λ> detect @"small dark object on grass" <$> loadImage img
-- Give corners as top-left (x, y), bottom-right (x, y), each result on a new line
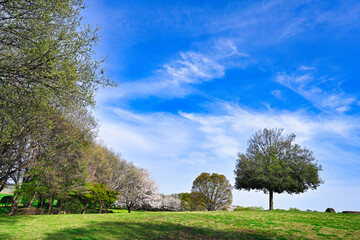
top-left (15, 207), bottom-right (44, 215)
top-left (100, 209), bottom-right (114, 213)
top-left (325, 208), bottom-right (336, 213)
top-left (342, 211), bottom-right (360, 214)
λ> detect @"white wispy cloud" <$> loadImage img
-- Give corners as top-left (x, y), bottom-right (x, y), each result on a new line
top-left (271, 90), bottom-right (283, 100)
top-left (95, 39), bottom-right (248, 103)
top-left (315, 2), bottom-right (360, 29)
top-left (163, 51), bottom-right (225, 84)
top-left (162, 39), bottom-right (248, 85)
top-left (276, 71), bottom-right (357, 113)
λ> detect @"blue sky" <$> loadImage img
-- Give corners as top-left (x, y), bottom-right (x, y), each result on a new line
top-left (84, 0), bottom-right (360, 211)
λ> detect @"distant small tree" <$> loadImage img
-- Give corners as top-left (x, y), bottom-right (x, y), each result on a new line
top-left (191, 173), bottom-right (232, 211)
top-left (234, 128), bottom-right (323, 210)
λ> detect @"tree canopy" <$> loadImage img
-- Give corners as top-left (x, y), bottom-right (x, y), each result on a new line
top-left (234, 128), bottom-right (323, 210)
top-left (0, 0), bottom-right (112, 196)
top-left (191, 172), bottom-right (232, 211)
top-left (0, 0), bottom-right (142, 216)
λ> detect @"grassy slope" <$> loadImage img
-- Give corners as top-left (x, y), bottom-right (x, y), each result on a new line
top-left (0, 210), bottom-right (359, 239)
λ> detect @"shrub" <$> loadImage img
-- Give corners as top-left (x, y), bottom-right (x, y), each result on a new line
top-left (288, 207), bottom-right (301, 212)
top-left (62, 198), bottom-right (82, 214)
top-left (0, 195), bottom-right (14, 207)
top-left (234, 206), bottom-right (264, 211)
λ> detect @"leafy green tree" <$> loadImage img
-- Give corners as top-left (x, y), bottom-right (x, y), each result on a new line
top-left (234, 128), bottom-right (323, 210)
top-left (86, 144), bottom-right (122, 187)
top-left (90, 183), bottom-right (118, 214)
top-left (0, 0), bottom-right (112, 192)
top-left (191, 173), bottom-right (232, 211)
top-left (74, 186), bottom-right (94, 214)
top-left (176, 192), bottom-right (206, 211)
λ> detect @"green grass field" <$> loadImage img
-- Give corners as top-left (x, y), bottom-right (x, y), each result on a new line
top-left (0, 210), bottom-right (359, 239)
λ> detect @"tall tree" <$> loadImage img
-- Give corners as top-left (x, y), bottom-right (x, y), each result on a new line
top-left (191, 172), bottom-right (232, 211)
top-left (234, 128), bottom-right (323, 210)
top-left (0, 0), bottom-right (112, 192)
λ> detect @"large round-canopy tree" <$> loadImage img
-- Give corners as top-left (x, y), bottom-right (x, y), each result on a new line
top-left (234, 128), bottom-right (323, 210)
top-left (192, 172), bottom-right (232, 211)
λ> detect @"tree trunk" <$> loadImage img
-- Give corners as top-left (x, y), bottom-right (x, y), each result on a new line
top-left (127, 206), bottom-right (131, 213)
top-left (47, 196), bottom-right (55, 215)
top-left (27, 192), bottom-right (37, 208)
top-left (99, 201), bottom-right (103, 214)
top-left (56, 199), bottom-right (62, 207)
top-left (0, 179), bottom-right (7, 193)
top-left (37, 198), bottom-right (45, 209)
top-left (57, 197), bottom-right (65, 214)
top-left (7, 196), bottom-right (20, 216)
top-left (269, 190), bottom-right (274, 210)
top-left (81, 204), bottom-right (87, 214)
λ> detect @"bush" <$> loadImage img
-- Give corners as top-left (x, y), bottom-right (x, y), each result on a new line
top-left (234, 206), bottom-right (264, 211)
top-left (288, 207), bottom-right (301, 212)
top-left (0, 195), bottom-right (14, 207)
top-left (62, 198), bottom-right (82, 214)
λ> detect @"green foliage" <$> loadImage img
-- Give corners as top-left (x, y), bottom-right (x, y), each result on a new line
top-left (0, 196), bottom-right (13, 207)
top-left (176, 192), bottom-right (206, 211)
top-left (288, 207), bottom-right (301, 212)
top-left (90, 183), bottom-right (119, 213)
top-left (91, 184), bottom-right (118, 204)
top-left (0, 0), bottom-right (112, 194)
top-left (191, 172), bottom-right (232, 211)
top-left (233, 206), bottom-right (264, 211)
top-left (62, 198), bottom-right (83, 214)
top-left (234, 128), bottom-right (323, 210)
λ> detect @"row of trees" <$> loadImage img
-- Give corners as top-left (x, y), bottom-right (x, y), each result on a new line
top-left (0, 0), bottom-right (164, 215)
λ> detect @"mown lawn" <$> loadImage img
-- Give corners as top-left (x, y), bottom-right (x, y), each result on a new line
top-left (0, 210), bottom-right (359, 239)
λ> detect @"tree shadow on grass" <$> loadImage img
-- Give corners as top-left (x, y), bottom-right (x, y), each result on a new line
top-left (44, 221), bottom-right (277, 240)
top-left (0, 214), bottom-right (20, 224)
top-left (0, 233), bottom-right (12, 239)
top-left (0, 206), bottom-right (10, 216)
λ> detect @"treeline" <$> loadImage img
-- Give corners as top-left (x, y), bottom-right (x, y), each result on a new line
top-left (0, 0), bottom-right (192, 216)
top-left (0, 0), bottom-right (130, 215)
